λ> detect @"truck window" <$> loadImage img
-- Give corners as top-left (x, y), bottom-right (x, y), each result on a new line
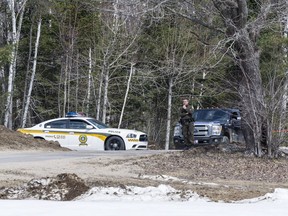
top-left (194, 110), bottom-right (229, 122)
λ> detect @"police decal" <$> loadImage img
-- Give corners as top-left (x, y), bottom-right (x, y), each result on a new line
top-left (79, 134), bottom-right (88, 146)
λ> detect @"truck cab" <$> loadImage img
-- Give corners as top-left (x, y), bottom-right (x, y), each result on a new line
top-left (173, 108), bottom-right (244, 149)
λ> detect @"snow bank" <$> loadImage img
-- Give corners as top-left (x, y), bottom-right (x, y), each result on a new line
top-left (1, 188), bottom-right (288, 216)
top-left (77, 184), bottom-right (210, 202)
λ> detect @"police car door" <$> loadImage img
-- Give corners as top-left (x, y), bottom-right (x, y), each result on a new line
top-left (67, 119), bottom-right (101, 150)
top-left (43, 119), bottom-right (69, 146)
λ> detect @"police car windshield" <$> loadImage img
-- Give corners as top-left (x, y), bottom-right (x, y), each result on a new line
top-left (87, 118), bottom-right (108, 129)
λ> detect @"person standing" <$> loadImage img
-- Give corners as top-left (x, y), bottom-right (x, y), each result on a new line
top-left (180, 98), bottom-right (194, 150)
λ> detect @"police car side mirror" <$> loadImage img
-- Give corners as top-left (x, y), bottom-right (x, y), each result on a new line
top-left (86, 125), bottom-right (93, 129)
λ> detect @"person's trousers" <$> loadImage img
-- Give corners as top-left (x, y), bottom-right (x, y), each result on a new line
top-left (182, 122), bottom-right (194, 146)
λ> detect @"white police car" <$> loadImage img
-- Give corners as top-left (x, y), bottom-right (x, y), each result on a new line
top-left (17, 112), bottom-right (148, 151)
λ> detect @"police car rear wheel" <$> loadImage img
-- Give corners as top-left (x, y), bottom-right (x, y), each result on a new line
top-left (105, 136), bottom-right (125, 150)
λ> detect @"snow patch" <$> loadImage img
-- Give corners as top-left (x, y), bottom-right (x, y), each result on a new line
top-left (77, 184), bottom-right (210, 202)
top-left (139, 174), bottom-right (220, 186)
top-left (235, 188), bottom-right (288, 203)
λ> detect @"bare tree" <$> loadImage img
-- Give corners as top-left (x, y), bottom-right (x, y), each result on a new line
top-left (21, 16), bottom-right (42, 127)
top-left (141, 11), bottom-right (202, 149)
top-left (4, 0), bottom-right (27, 129)
top-left (153, 0), bottom-right (287, 156)
top-left (118, 63), bottom-right (134, 128)
top-left (86, 47), bottom-right (92, 114)
top-left (52, 0), bottom-right (80, 117)
top-left (0, 4), bottom-right (7, 101)
top-left (96, 0), bottom-right (145, 124)
top-left (211, 1), bottom-right (287, 157)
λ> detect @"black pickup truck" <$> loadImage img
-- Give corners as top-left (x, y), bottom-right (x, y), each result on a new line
top-left (173, 108), bottom-right (244, 149)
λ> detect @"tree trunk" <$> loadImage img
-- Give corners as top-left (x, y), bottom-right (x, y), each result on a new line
top-left (0, 67), bottom-right (5, 94)
top-left (100, 0), bottom-right (119, 124)
top-left (281, 15), bottom-right (288, 126)
top-left (4, 0), bottom-right (26, 129)
top-left (96, 63), bottom-right (105, 120)
top-left (62, 54), bottom-right (69, 117)
top-left (165, 77), bottom-right (173, 150)
top-left (236, 32), bottom-right (266, 157)
top-left (197, 71), bottom-right (206, 109)
top-left (118, 63), bottom-right (134, 128)
top-left (75, 53), bottom-right (79, 111)
top-left (21, 17), bottom-right (42, 128)
top-left (21, 23), bottom-right (33, 126)
top-left (273, 15), bottom-right (288, 157)
top-left (102, 67), bottom-right (109, 124)
top-left (86, 47), bottom-right (92, 114)
top-left (211, 0), bottom-right (269, 156)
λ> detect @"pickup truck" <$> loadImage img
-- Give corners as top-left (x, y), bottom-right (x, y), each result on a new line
top-left (173, 108), bottom-right (244, 149)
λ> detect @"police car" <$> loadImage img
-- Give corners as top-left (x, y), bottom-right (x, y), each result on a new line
top-left (17, 112), bottom-right (148, 151)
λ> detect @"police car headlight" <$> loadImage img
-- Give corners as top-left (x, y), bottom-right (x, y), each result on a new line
top-left (212, 125), bottom-right (222, 135)
top-left (126, 133), bottom-right (137, 138)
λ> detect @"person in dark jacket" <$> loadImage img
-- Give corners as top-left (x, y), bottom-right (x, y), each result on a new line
top-left (180, 98), bottom-right (194, 149)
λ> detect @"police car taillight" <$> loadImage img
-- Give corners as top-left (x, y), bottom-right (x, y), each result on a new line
top-left (65, 112), bottom-right (86, 117)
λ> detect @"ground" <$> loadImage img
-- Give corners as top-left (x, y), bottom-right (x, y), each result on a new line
top-left (0, 125), bottom-right (288, 202)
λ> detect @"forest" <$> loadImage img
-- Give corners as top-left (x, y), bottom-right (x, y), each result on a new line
top-left (0, 0), bottom-right (287, 157)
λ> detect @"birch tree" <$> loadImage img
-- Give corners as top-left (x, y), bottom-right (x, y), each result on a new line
top-left (21, 16), bottom-right (42, 127)
top-left (97, 0), bottom-right (145, 124)
top-left (118, 62), bottom-right (134, 128)
top-left (86, 47), bottom-right (92, 114)
top-left (0, 4), bottom-right (10, 110)
top-left (4, 0), bottom-right (27, 129)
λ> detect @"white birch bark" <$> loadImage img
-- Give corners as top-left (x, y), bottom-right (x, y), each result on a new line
top-left (75, 53), bottom-right (79, 111)
top-left (67, 38), bottom-right (74, 113)
top-left (4, 0), bottom-right (26, 128)
top-left (21, 24), bottom-right (33, 122)
top-left (0, 67), bottom-right (5, 93)
top-left (4, 0), bottom-right (17, 128)
top-left (197, 71), bottom-right (207, 109)
top-left (62, 55), bottom-right (69, 117)
top-left (282, 16), bottom-right (288, 113)
top-left (165, 77), bottom-right (173, 150)
top-left (118, 63), bottom-right (134, 128)
top-left (86, 47), bottom-right (92, 114)
top-left (96, 64), bottom-right (104, 120)
top-left (102, 68), bottom-right (109, 124)
top-left (21, 17), bottom-right (42, 128)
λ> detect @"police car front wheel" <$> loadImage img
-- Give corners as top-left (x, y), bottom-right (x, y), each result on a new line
top-left (105, 136), bottom-right (125, 150)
